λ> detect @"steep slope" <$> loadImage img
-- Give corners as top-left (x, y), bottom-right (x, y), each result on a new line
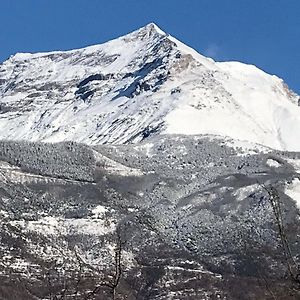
top-left (1, 23), bottom-right (300, 150)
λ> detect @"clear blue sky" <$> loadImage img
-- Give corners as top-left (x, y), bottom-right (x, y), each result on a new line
top-left (1, 0), bottom-right (299, 93)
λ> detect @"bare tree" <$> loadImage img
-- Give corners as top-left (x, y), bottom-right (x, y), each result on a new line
top-left (84, 230), bottom-right (124, 300)
top-left (261, 183), bottom-right (300, 284)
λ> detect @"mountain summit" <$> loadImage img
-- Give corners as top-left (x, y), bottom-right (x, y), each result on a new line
top-left (1, 23), bottom-right (300, 150)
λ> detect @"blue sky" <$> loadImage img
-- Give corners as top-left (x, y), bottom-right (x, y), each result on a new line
top-left (1, 0), bottom-right (299, 93)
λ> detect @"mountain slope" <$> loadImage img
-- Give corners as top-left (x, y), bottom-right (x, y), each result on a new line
top-left (1, 136), bottom-right (300, 299)
top-left (0, 23), bottom-right (300, 150)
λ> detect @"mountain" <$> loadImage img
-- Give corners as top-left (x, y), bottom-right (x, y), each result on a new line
top-left (1, 23), bottom-right (300, 150)
top-left (1, 23), bottom-right (300, 300)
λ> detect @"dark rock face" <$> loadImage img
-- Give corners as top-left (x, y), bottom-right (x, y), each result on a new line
top-left (77, 73), bottom-right (115, 88)
top-left (0, 135), bottom-right (300, 299)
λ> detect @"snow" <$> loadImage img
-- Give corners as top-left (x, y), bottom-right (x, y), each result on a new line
top-left (266, 158), bottom-right (282, 168)
top-left (222, 138), bottom-right (271, 156)
top-left (0, 160), bottom-right (95, 185)
top-left (91, 205), bottom-right (108, 216)
top-left (285, 178), bottom-right (300, 209)
top-left (1, 23), bottom-right (300, 151)
top-left (147, 22), bottom-right (167, 36)
top-left (93, 150), bottom-right (143, 176)
top-left (134, 142), bottom-right (155, 157)
top-left (12, 215), bottom-right (116, 236)
top-left (285, 159), bottom-right (300, 173)
top-left (233, 184), bottom-right (260, 201)
top-left (164, 59), bottom-right (300, 151)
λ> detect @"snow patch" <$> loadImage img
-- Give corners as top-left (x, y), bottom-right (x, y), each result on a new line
top-left (12, 215), bottom-right (116, 236)
top-left (93, 150), bottom-right (143, 176)
top-left (233, 184), bottom-right (259, 201)
top-left (223, 138), bottom-right (271, 156)
top-left (91, 205), bottom-right (108, 218)
top-left (266, 158), bottom-right (282, 168)
top-left (285, 159), bottom-right (300, 173)
top-left (285, 178), bottom-right (300, 209)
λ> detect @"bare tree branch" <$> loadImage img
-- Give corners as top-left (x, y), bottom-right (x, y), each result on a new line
top-left (260, 183), bottom-right (300, 284)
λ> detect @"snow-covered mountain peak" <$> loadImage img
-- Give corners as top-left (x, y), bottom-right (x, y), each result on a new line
top-left (0, 24), bottom-right (300, 150)
top-left (134, 22), bottom-right (167, 37)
